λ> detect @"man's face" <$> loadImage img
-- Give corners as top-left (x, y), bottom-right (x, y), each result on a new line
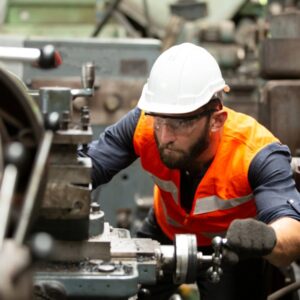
top-left (153, 112), bottom-right (211, 169)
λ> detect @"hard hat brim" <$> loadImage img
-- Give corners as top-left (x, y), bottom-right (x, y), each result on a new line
top-left (137, 81), bottom-right (227, 115)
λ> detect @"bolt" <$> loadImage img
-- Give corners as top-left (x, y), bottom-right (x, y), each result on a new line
top-left (81, 106), bottom-right (90, 116)
top-left (91, 202), bottom-right (100, 212)
top-left (80, 106), bottom-right (90, 131)
top-left (61, 110), bottom-right (70, 130)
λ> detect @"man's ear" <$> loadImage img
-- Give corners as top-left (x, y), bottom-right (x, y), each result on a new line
top-left (210, 110), bottom-right (227, 132)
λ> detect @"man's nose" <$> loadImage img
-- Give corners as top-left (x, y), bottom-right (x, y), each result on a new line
top-left (159, 124), bottom-right (176, 144)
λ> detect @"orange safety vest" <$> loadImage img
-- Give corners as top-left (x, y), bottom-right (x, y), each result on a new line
top-left (133, 107), bottom-right (279, 246)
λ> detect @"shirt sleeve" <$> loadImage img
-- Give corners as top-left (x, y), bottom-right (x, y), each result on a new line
top-left (78, 107), bottom-right (141, 188)
top-left (249, 142), bottom-right (300, 223)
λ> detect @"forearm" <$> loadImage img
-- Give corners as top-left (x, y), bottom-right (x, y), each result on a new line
top-left (266, 217), bottom-right (300, 267)
top-left (78, 108), bottom-right (140, 187)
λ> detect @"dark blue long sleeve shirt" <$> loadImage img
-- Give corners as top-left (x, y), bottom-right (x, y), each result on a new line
top-left (79, 107), bottom-right (300, 223)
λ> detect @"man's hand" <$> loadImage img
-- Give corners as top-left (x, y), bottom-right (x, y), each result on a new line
top-left (223, 218), bottom-right (277, 264)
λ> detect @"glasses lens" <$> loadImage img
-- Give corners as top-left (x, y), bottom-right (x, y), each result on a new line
top-left (153, 109), bottom-right (215, 134)
top-left (154, 116), bottom-right (199, 133)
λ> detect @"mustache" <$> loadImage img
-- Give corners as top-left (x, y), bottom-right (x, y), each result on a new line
top-left (159, 143), bottom-right (183, 153)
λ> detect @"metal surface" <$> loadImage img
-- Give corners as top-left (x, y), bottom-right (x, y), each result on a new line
top-left (35, 229), bottom-right (225, 298)
top-left (260, 80), bottom-right (300, 155)
top-left (0, 65), bottom-right (43, 143)
top-left (0, 46), bottom-right (40, 63)
top-left (14, 130), bottom-right (53, 245)
top-left (223, 79), bottom-right (259, 120)
top-left (174, 234), bottom-right (198, 284)
top-left (170, 1), bottom-right (207, 21)
top-left (0, 164), bottom-right (18, 248)
top-left (31, 65), bottom-right (95, 241)
top-left (39, 87), bottom-right (73, 116)
top-left (24, 38), bottom-right (160, 79)
top-left (36, 266), bottom-right (139, 299)
top-left (81, 62), bottom-right (95, 89)
top-left (206, 237), bottom-right (224, 283)
top-left (270, 11), bottom-right (300, 39)
top-left (0, 64), bottom-right (44, 248)
top-left (260, 39), bottom-right (300, 79)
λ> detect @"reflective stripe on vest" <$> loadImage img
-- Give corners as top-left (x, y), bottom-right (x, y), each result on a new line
top-left (152, 175), bottom-right (179, 205)
top-left (194, 193), bottom-right (253, 215)
top-left (160, 196), bottom-right (183, 228)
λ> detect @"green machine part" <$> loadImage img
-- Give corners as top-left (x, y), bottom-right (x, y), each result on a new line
top-left (0, 0), bottom-right (127, 37)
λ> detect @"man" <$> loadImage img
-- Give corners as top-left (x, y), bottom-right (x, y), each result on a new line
top-left (80, 43), bottom-right (300, 299)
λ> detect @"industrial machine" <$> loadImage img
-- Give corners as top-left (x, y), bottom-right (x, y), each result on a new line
top-left (2, 1), bottom-right (300, 299)
top-left (0, 46), bottom-right (228, 300)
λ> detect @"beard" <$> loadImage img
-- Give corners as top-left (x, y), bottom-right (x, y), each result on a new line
top-left (154, 120), bottom-right (210, 170)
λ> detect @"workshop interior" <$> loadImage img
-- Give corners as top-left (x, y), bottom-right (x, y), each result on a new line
top-left (1, 0), bottom-right (300, 299)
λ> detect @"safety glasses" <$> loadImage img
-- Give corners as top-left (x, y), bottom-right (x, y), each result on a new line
top-left (153, 109), bottom-right (215, 135)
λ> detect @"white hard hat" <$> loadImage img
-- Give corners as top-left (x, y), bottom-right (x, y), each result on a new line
top-left (138, 43), bottom-right (227, 115)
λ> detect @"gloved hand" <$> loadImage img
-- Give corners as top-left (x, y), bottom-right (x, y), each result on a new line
top-left (222, 218), bottom-right (277, 264)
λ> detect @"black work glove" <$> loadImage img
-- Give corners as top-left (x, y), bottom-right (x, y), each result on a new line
top-left (223, 218), bottom-right (277, 265)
